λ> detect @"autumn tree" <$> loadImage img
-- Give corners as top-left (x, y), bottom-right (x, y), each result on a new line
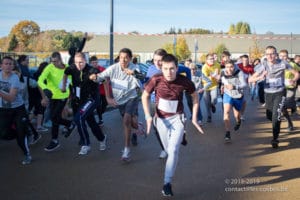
top-left (9, 20), bottom-right (40, 51)
top-left (163, 36), bottom-right (191, 61)
top-left (228, 22), bottom-right (251, 34)
top-left (249, 37), bottom-right (264, 61)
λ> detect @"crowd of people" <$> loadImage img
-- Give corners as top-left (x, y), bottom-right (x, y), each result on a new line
top-left (1, 44), bottom-right (300, 196)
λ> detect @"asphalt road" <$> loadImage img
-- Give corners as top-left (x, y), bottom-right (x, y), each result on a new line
top-left (0, 98), bottom-right (300, 200)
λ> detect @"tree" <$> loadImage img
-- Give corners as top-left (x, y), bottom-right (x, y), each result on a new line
top-left (214, 44), bottom-right (229, 62)
top-left (228, 24), bottom-right (236, 35)
top-left (235, 21), bottom-right (243, 34)
top-left (9, 20), bottom-right (40, 51)
top-left (240, 23), bottom-right (251, 34)
top-left (163, 36), bottom-right (191, 61)
top-left (228, 22), bottom-right (251, 34)
top-left (249, 37), bottom-right (264, 61)
top-left (8, 35), bottom-right (18, 52)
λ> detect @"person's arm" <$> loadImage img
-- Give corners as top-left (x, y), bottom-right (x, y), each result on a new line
top-left (0, 87), bottom-right (18, 102)
top-left (37, 66), bottom-right (51, 107)
top-left (190, 91), bottom-right (204, 134)
top-left (61, 74), bottom-right (68, 93)
top-left (141, 90), bottom-right (152, 135)
top-left (78, 32), bottom-right (87, 52)
top-left (288, 68), bottom-right (300, 86)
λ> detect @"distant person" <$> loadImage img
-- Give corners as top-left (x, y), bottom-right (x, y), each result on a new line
top-left (90, 48), bottom-right (142, 161)
top-left (221, 60), bottom-right (247, 142)
top-left (62, 53), bottom-right (107, 155)
top-left (141, 53), bottom-right (203, 197)
top-left (68, 32), bottom-right (87, 65)
top-left (188, 62), bottom-right (211, 125)
top-left (0, 56), bottom-right (32, 165)
top-left (202, 53), bottom-right (221, 123)
top-left (249, 45), bottom-right (299, 148)
top-left (90, 56), bottom-right (107, 126)
top-left (38, 52), bottom-right (76, 152)
top-left (237, 54), bottom-right (254, 121)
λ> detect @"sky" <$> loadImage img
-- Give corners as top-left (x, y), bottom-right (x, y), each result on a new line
top-left (1, 0), bottom-right (300, 37)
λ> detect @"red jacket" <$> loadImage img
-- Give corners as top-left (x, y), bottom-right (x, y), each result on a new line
top-left (97, 66), bottom-right (106, 95)
top-left (237, 63), bottom-right (254, 75)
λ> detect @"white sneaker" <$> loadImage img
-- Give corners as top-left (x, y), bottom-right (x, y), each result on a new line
top-left (99, 135), bottom-right (107, 151)
top-left (241, 115), bottom-right (245, 121)
top-left (159, 150), bottom-right (168, 159)
top-left (78, 145), bottom-right (91, 155)
top-left (121, 149), bottom-right (131, 161)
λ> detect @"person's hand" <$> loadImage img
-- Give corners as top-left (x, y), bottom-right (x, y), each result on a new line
top-left (106, 97), bottom-right (118, 107)
top-left (89, 74), bottom-right (97, 81)
top-left (41, 97), bottom-right (49, 107)
top-left (192, 119), bottom-right (204, 134)
top-left (198, 88), bottom-right (204, 93)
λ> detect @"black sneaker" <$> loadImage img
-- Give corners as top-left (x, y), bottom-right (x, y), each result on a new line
top-left (162, 183), bottom-right (173, 196)
top-left (98, 120), bottom-right (104, 127)
top-left (234, 120), bottom-right (241, 131)
top-left (271, 139), bottom-right (279, 148)
top-left (44, 140), bottom-right (60, 152)
top-left (211, 104), bottom-right (216, 113)
top-left (64, 122), bottom-right (76, 138)
top-left (131, 133), bottom-right (138, 146)
top-left (225, 131), bottom-right (231, 142)
top-left (207, 116), bottom-right (212, 123)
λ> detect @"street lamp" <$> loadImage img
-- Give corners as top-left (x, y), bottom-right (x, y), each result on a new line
top-left (109, 0), bottom-right (114, 65)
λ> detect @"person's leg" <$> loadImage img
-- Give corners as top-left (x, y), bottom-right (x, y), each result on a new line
top-left (161, 115), bottom-right (184, 196)
top-left (270, 93), bottom-right (284, 148)
top-left (203, 90), bottom-right (212, 122)
top-left (198, 93), bottom-right (203, 122)
top-left (14, 106), bottom-right (32, 164)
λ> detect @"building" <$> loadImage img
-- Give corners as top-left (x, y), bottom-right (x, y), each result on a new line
top-left (83, 33), bottom-right (300, 63)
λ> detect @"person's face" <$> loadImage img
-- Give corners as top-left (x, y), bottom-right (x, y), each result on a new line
top-left (225, 63), bottom-right (235, 75)
top-left (294, 57), bottom-right (300, 64)
top-left (189, 66), bottom-right (197, 75)
top-left (222, 55), bottom-right (230, 63)
top-left (51, 57), bottom-right (62, 68)
top-left (279, 52), bottom-right (288, 61)
top-left (206, 56), bottom-right (214, 65)
top-left (153, 54), bottom-right (163, 69)
top-left (22, 57), bottom-right (29, 66)
top-left (161, 61), bottom-right (178, 82)
top-left (242, 57), bottom-right (249, 66)
top-left (119, 52), bottom-right (131, 68)
top-left (1, 58), bottom-right (14, 73)
top-left (74, 56), bottom-right (86, 71)
top-left (90, 60), bottom-right (98, 68)
top-left (265, 48), bottom-right (277, 64)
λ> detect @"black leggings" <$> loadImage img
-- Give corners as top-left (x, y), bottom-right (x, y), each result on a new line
top-left (265, 91), bottom-right (285, 140)
top-left (0, 105), bottom-right (30, 155)
top-left (50, 99), bottom-right (72, 139)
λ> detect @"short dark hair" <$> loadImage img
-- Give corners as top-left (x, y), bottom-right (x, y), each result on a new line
top-left (119, 48), bottom-right (133, 58)
top-left (17, 54), bottom-right (28, 64)
top-left (154, 48), bottom-right (167, 57)
top-left (162, 54), bottom-right (178, 67)
top-left (90, 55), bottom-right (98, 62)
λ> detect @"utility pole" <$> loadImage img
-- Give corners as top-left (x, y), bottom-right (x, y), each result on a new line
top-left (109, 0), bottom-right (114, 65)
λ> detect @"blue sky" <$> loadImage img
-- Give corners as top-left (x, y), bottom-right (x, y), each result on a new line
top-left (1, 0), bottom-right (300, 37)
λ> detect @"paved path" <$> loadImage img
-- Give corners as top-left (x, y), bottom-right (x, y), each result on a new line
top-left (0, 99), bottom-right (300, 200)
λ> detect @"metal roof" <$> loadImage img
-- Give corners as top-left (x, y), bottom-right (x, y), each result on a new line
top-left (84, 33), bottom-right (300, 60)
